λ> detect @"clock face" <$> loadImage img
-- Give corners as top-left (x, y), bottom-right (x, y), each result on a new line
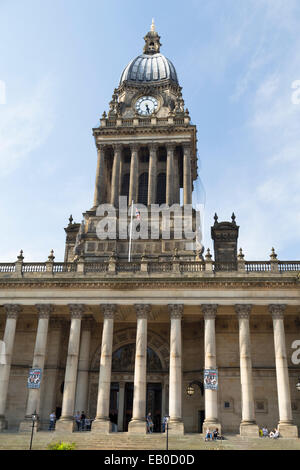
top-left (135, 96), bottom-right (158, 116)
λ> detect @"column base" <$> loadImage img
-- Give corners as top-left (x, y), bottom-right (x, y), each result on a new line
top-left (278, 423), bottom-right (298, 438)
top-left (168, 419), bottom-right (184, 435)
top-left (128, 419), bottom-right (147, 434)
top-left (0, 416), bottom-right (7, 432)
top-left (55, 418), bottom-right (75, 432)
top-left (19, 418), bottom-right (40, 433)
top-left (203, 420), bottom-right (222, 436)
top-left (240, 422), bottom-right (259, 437)
top-left (91, 418), bottom-right (112, 434)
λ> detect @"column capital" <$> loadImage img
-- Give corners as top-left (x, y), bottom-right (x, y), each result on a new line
top-left (166, 142), bottom-right (177, 151)
top-left (130, 143), bottom-right (140, 152)
top-left (168, 304), bottom-right (183, 319)
top-left (112, 143), bottom-right (123, 152)
top-left (235, 304), bottom-right (252, 319)
top-left (97, 143), bottom-right (107, 151)
top-left (182, 142), bottom-right (191, 151)
top-left (35, 304), bottom-right (53, 319)
top-left (68, 304), bottom-right (85, 319)
top-left (134, 304), bottom-right (151, 319)
top-left (202, 304), bottom-right (218, 319)
top-left (101, 304), bottom-right (117, 319)
top-left (148, 142), bottom-right (159, 152)
top-left (269, 304), bottom-right (286, 319)
top-left (3, 304), bottom-right (22, 319)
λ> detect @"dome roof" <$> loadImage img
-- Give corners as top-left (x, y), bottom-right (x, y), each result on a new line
top-left (119, 53), bottom-right (178, 85)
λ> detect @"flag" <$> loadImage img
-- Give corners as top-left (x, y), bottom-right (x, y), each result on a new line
top-left (135, 208), bottom-right (141, 220)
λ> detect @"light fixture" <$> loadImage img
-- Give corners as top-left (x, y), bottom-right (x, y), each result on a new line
top-left (296, 378), bottom-right (300, 392)
top-left (187, 385), bottom-right (195, 397)
top-left (29, 410), bottom-right (38, 450)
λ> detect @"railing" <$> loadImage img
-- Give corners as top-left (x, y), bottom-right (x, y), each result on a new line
top-left (1, 259), bottom-right (300, 276)
top-left (0, 263), bottom-right (16, 273)
top-left (245, 261), bottom-right (271, 272)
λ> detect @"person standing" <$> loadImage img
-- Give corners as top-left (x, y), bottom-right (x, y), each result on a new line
top-left (80, 411), bottom-right (86, 431)
top-left (74, 411), bottom-right (81, 431)
top-left (48, 411), bottom-right (56, 431)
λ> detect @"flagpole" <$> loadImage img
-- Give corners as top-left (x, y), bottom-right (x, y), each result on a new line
top-left (128, 200), bottom-right (134, 262)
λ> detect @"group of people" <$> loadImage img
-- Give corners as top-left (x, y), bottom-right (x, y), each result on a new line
top-left (260, 426), bottom-right (280, 439)
top-left (74, 411), bottom-right (92, 431)
top-left (205, 428), bottom-right (220, 441)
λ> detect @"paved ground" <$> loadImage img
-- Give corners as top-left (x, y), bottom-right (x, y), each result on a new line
top-left (0, 431), bottom-right (300, 451)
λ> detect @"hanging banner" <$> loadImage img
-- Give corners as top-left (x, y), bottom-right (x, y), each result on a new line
top-left (204, 369), bottom-right (218, 390)
top-left (27, 368), bottom-right (42, 389)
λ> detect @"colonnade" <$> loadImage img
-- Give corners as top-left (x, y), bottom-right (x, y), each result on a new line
top-left (93, 142), bottom-right (193, 209)
top-left (0, 303), bottom-right (298, 437)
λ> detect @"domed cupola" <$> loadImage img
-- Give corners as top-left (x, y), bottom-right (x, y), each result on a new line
top-left (119, 20), bottom-right (178, 85)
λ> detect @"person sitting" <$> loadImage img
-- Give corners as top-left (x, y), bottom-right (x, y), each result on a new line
top-left (212, 428), bottom-right (219, 440)
top-left (205, 428), bottom-right (212, 441)
top-left (262, 426), bottom-right (268, 437)
top-left (269, 428), bottom-right (279, 439)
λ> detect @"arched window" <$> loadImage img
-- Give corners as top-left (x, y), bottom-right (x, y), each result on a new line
top-left (138, 172), bottom-right (148, 205)
top-left (112, 344), bottom-right (163, 372)
top-left (156, 173), bottom-right (166, 204)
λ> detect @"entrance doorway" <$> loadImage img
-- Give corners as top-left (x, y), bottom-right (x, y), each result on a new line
top-left (198, 410), bottom-right (205, 433)
top-left (121, 382), bottom-right (162, 432)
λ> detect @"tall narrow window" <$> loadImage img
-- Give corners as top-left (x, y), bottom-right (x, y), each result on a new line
top-left (156, 173), bottom-right (166, 204)
top-left (138, 172), bottom-right (148, 205)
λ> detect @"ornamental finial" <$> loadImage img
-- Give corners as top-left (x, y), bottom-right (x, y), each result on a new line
top-left (151, 18), bottom-right (155, 32)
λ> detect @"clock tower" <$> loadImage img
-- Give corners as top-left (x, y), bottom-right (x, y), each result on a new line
top-left (64, 21), bottom-right (200, 262)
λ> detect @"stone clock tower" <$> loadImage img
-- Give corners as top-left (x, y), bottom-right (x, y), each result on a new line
top-left (64, 21), bottom-right (200, 263)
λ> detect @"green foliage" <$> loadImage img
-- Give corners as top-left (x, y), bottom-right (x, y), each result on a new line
top-left (47, 440), bottom-right (76, 450)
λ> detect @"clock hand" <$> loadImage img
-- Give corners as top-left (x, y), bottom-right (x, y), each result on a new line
top-left (145, 104), bottom-right (150, 114)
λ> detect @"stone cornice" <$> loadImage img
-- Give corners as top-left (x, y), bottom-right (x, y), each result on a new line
top-left (0, 277), bottom-right (298, 291)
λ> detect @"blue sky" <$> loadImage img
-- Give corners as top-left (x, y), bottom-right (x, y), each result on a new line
top-left (1, 0), bottom-right (300, 261)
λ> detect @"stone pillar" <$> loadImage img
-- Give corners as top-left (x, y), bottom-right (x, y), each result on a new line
top-left (128, 143), bottom-right (139, 205)
top-left (168, 304), bottom-right (184, 434)
top-left (0, 305), bottom-right (21, 431)
top-left (110, 144), bottom-right (122, 208)
top-left (148, 143), bottom-right (157, 205)
top-left (92, 304), bottom-right (116, 433)
top-left (117, 382), bottom-right (125, 432)
top-left (269, 304), bottom-right (298, 437)
top-left (166, 143), bottom-right (175, 206)
top-left (128, 304), bottom-right (151, 434)
top-left (19, 304), bottom-right (52, 432)
top-left (74, 318), bottom-right (93, 415)
top-left (183, 143), bottom-right (192, 205)
top-left (173, 150), bottom-right (180, 204)
top-left (235, 304), bottom-right (259, 436)
top-left (56, 304), bottom-right (84, 432)
top-left (202, 304), bottom-right (221, 433)
top-left (39, 319), bottom-right (63, 426)
top-left (93, 144), bottom-right (106, 208)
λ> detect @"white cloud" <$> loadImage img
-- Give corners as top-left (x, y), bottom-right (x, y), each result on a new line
top-left (0, 77), bottom-right (56, 177)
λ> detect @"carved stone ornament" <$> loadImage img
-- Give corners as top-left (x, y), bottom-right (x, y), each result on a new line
top-left (201, 304), bottom-right (218, 319)
top-left (235, 304), bottom-right (252, 319)
top-left (269, 304), bottom-right (286, 319)
top-left (4, 304), bottom-right (21, 319)
top-left (168, 304), bottom-right (183, 319)
top-left (101, 304), bottom-right (117, 319)
top-left (68, 304), bottom-right (85, 319)
top-left (35, 304), bottom-right (53, 319)
top-left (134, 304), bottom-right (151, 319)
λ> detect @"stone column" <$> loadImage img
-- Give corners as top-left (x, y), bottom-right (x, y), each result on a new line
top-left (56, 304), bottom-right (84, 432)
top-left (168, 304), bottom-right (184, 434)
top-left (110, 144), bottom-right (122, 208)
top-left (148, 143), bottom-right (157, 205)
top-left (128, 143), bottom-right (139, 205)
top-left (183, 143), bottom-right (192, 205)
top-left (128, 304), bottom-right (150, 434)
top-left (117, 381), bottom-right (125, 432)
top-left (74, 318), bottom-right (93, 415)
top-left (0, 305), bottom-right (21, 431)
top-left (93, 304), bottom-right (116, 433)
top-left (93, 144), bottom-right (106, 208)
top-left (269, 304), bottom-right (298, 437)
top-left (202, 304), bottom-right (221, 433)
top-left (235, 304), bottom-right (259, 436)
top-left (19, 304), bottom-right (52, 432)
top-left (166, 143), bottom-right (175, 206)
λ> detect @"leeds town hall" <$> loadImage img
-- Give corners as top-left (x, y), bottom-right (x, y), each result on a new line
top-left (0, 23), bottom-right (300, 439)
